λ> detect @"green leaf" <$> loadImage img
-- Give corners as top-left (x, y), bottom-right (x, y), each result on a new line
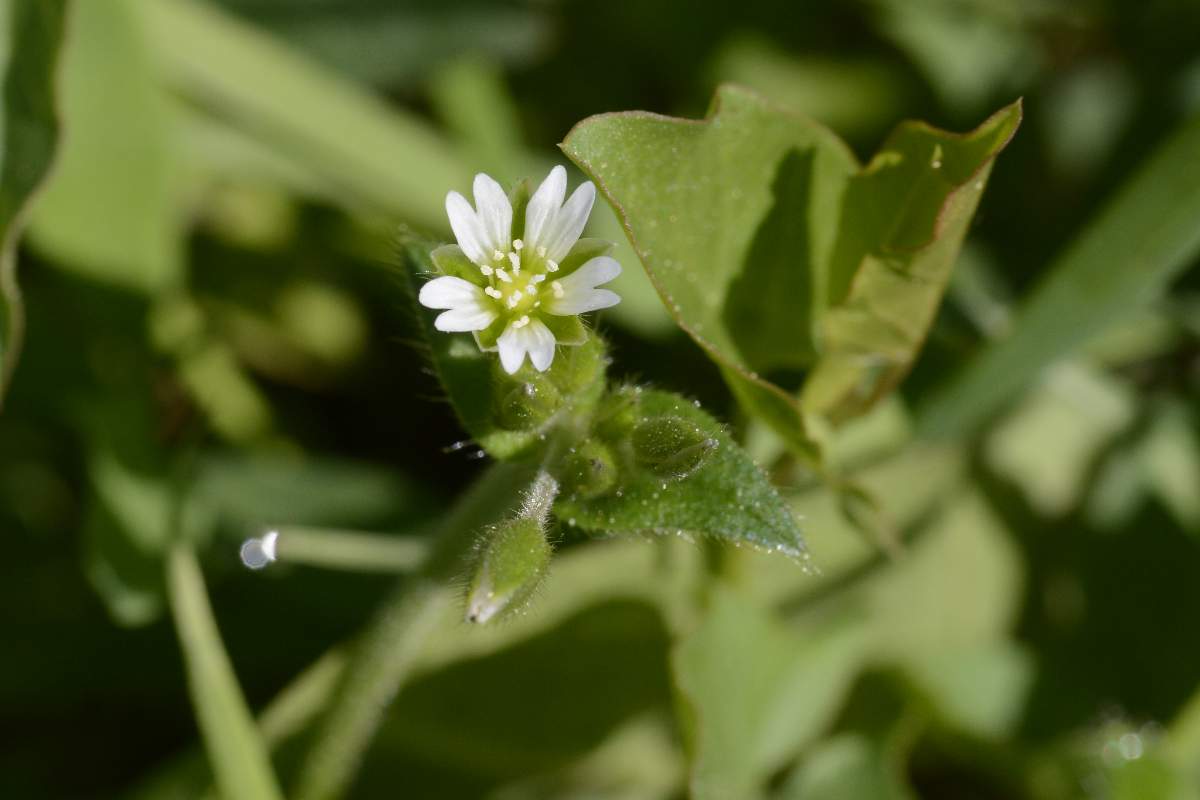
top-left (137, 0), bottom-right (470, 231)
top-left (167, 544), bottom-right (285, 800)
top-left (801, 100), bottom-right (1022, 422)
top-left (0, 0), bottom-right (69, 405)
top-left (28, 0), bottom-right (182, 292)
top-left (556, 388), bottom-right (807, 558)
top-left (563, 85), bottom-right (1019, 449)
top-left (673, 585), bottom-right (871, 800)
top-left (920, 111), bottom-right (1200, 437)
top-left (562, 84), bottom-right (855, 457)
top-left (398, 235), bottom-right (606, 461)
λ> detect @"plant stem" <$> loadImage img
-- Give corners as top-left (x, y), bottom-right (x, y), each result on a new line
top-left (292, 460), bottom-right (535, 800)
top-left (263, 526), bottom-right (432, 573)
top-left (292, 577), bottom-right (451, 800)
top-left (167, 544), bottom-right (285, 800)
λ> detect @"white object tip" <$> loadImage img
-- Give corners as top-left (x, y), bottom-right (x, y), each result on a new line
top-left (240, 530), bottom-right (279, 570)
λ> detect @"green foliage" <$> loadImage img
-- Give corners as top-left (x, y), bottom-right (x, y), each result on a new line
top-left (674, 586), bottom-right (871, 800)
top-left (800, 100), bottom-right (1021, 422)
top-left (29, 0), bottom-right (182, 292)
top-left (0, 0), bottom-right (68, 405)
top-left (921, 110), bottom-right (1200, 436)
top-left (5, 1), bottom-right (1200, 798)
top-left (138, 0), bottom-right (470, 230)
top-left (556, 388), bottom-right (805, 558)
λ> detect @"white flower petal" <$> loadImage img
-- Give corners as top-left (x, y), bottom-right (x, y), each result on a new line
top-left (418, 275), bottom-right (484, 309)
top-left (473, 173), bottom-right (512, 254)
top-left (553, 288), bottom-right (621, 315)
top-left (435, 306), bottom-right (496, 332)
top-left (496, 318), bottom-right (558, 374)
top-left (523, 165), bottom-right (566, 250)
top-left (525, 319), bottom-right (557, 371)
top-left (539, 181), bottom-right (596, 262)
top-left (446, 191), bottom-right (489, 264)
top-left (545, 256), bottom-right (622, 315)
top-left (496, 326), bottom-right (525, 374)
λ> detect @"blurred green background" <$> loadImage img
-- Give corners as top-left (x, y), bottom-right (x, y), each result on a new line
top-left (2, 0), bottom-right (1200, 797)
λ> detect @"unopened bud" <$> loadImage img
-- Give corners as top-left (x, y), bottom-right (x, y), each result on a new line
top-left (465, 472), bottom-right (557, 624)
top-left (465, 517), bottom-right (551, 624)
top-left (496, 374), bottom-right (561, 430)
top-left (560, 439), bottom-right (618, 499)
top-left (631, 415), bottom-right (717, 480)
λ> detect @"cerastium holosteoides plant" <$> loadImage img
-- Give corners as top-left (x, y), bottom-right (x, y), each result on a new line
top-left (234, 88), bottom-right (1019, 800)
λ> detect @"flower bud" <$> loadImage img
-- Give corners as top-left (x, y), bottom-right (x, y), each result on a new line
top-left (495, 373), bottom-right (561, 430)
top-left (594, 385), bottom-right (641, 442)
top-left (465, 472), bottom-right (557, 624)
top-left (631, 414), bottom-right (717, 481)
top-left (465, 517), bottom-right (551, 624)
top-left (560, 439), bottom-right (618, 499)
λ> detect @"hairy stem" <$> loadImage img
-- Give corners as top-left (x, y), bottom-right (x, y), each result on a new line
top-left (292, 460), bottom-right (535, 800)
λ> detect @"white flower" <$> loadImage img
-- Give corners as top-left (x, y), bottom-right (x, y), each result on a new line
top-left (418, 167), bottom-right (621, 374)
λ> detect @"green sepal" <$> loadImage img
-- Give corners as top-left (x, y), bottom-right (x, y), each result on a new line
top-left (494, 372), bottom-right (563, 431)
top-left (431, 243), bottom-right (485, 285)
top-left (557, 238), bottom-right (615, 279)
top-left (541, 313), bottom-right (588, 346)
top-left (559, 439), bottom-right (619, 499)
top-left (473, 316), bottom-right (506, 351)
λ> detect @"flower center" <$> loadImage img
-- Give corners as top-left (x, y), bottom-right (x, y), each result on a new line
top-left (478, 239), bottom-right (562, 321)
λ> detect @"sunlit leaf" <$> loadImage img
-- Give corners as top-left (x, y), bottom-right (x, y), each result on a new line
top-left (564, 85), bottom-right (1019, 450)
top-left (563, 84), bottom-right (855, 457)
top-left (0, 0), bottom-right (69, 405)
top-left (800, 99), bottom-right (1022, 422)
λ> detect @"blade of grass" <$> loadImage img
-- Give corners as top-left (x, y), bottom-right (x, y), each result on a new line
top-left (137, 0), bottom-right (470, 231)
top-left (919, 113), bottom-right (1200, 437)
top-left (166, 543), bottom-right (285, 800)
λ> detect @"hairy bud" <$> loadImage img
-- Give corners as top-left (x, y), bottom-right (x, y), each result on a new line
top-left (495, 374), bottom-right (562, 431)
top-left (631, 414), bottom-right (717, 480)
top-left (560, 439), bottom-right (618, 499)
top-left (465, 472), bottom-right (557, 624)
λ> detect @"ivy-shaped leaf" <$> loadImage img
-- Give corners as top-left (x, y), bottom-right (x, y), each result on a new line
top-left (555, 388), bottom-right (806, 558)
top-left (563, 85), bottom-right (856, 459)
top-left (0, 0), bottom-right (69, 405)
top-left (563, 84), bottom-right (1020, 443)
